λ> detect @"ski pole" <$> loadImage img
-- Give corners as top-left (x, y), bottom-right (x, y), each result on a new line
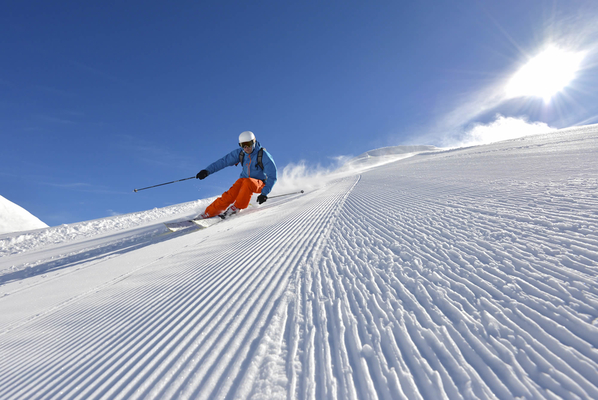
top-left (133, 176), bottom-right (196, 192)
top-left (268, 190), bottom-right (304, 199)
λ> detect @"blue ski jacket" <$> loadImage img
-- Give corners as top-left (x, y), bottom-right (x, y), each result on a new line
top-left (205, 142), bottom-right (278, 196)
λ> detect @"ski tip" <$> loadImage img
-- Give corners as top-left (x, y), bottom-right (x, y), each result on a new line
top-left (133, 189), bottom-right (138, 193)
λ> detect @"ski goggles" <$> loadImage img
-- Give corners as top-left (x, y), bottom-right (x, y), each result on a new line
top-left (239, 140), bottom-right (255, 149)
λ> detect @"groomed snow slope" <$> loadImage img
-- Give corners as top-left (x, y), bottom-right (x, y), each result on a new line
top-left (1, 125), bottom-right (597, 399)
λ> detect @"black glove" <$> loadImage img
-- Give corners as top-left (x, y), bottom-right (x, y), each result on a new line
top-left (257, 194), bottom-right (267, 204)
top-left (196, 170), bottom-right (209, 180)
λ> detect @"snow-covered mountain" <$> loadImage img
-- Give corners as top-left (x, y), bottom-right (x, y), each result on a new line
top-left (1, 125), bottom-right (597, 399)
top-left (0, 195), bottom-right (48, 235)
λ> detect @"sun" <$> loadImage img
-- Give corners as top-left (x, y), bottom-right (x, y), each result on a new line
top-left (505, 46), bottom-right (586, 102)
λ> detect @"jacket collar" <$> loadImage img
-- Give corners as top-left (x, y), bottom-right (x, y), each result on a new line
top-left (247, 141), bottom-right (261, 155)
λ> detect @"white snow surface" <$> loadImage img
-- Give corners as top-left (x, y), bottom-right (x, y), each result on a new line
top-left (0, 195), bottom-right (48, 235)
top-left (1, 125), bottom-right (598, 399)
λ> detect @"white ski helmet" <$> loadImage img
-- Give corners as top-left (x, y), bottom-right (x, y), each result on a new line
top-left (239, 131), bottom-right (256, 144)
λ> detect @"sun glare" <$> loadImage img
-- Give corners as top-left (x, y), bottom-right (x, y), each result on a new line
top-left (505, 46), bottom-right (586, 102)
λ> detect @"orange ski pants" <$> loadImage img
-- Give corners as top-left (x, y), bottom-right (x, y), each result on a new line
top-left (204, 178), bottom-right (265, 217)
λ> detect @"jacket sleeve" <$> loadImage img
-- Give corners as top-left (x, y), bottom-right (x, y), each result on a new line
top-left (205, 149), bottom-right (241, 175)
top-left (260, 149), bottom-right (278, 196)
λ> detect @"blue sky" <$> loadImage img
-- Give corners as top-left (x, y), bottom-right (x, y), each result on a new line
top-left (2, 0), bottom-right (598, 226)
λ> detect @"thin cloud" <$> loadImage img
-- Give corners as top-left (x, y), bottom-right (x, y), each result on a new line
top-left (42, 182), bottom-right (93, 189)
top-left (70, 60), bottom-right (127, 84)
top-left (32, 85), bottom-right (78, 97)
top-left (34, 114), bottom-right (78, 124)
top-left (116, 134), bottom-right (197, 171)
top-left (40, 182), bottom-right (128, 195)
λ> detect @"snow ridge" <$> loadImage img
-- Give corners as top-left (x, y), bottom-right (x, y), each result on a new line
top-left (0, 199), bottom-right (208, 258)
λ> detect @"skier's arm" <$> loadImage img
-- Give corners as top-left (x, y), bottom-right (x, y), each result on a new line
top-left (260, 150), bottom-right (278, 196)
top-left (204, 149), bottom-right (242, 176)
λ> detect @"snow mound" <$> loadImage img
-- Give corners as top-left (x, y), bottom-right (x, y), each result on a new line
top-left (345, 145), bottom-right (442, 168)
top-left (0, 198), bottom-right (211, 258)
top-left (353, 144), bottom-right (441, 159)
top-left (0, 195), bottom-right (48, 235)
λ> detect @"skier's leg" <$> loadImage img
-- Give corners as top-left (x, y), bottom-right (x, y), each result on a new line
top-left (204, 179), bottom-right (243, 217)
top-left (233, 178), bottom-right (265, 210)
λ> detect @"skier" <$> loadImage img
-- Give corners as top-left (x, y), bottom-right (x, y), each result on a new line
top-left (196, 131), bottom-right (277, 219)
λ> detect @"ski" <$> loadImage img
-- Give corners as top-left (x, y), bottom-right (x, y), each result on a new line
top-left (163, 208), bottom-right (239, 232)
top-left (164, 216), bottom-right (220, 232)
